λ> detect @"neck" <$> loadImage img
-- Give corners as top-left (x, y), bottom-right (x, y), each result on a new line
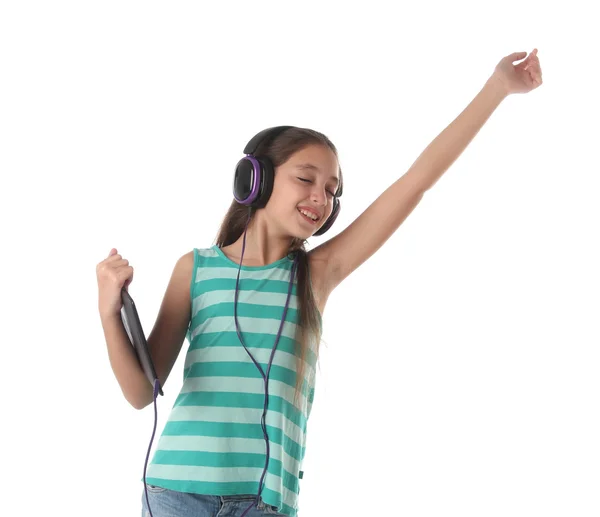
top-left (228, 211), bottom-right (295, 266)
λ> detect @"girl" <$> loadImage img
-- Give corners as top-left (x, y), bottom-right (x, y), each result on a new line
top-left (96, 49), bottom-right (543, 517)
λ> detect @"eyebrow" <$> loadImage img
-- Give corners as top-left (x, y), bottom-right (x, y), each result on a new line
top-left (294, 163), bottom-right (339, 185)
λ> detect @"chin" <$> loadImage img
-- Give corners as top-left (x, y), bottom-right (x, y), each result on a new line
top-left (289, 225), bottom-right (315, 241)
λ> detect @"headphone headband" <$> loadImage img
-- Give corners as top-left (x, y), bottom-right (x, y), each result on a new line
top-left (242, 126), bottom-right (294, 155)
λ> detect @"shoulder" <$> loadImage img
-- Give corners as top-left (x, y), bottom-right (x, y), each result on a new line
top-left (168, 250), bottom-right (195, 290)
top-left (173, 248), bottom-right (211, 286)
top-left (178, 249), bottom-right (196, 269)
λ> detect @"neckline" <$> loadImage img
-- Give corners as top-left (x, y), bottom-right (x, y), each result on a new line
top-left (212, 245), bottom-right (294, 271)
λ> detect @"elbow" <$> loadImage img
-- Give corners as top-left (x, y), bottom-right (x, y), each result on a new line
top-left (128, 396), bottom-right (152, 411)
top-left (124, 386), bottom-right (154, 411)
top-left (129, 398), bottom-right (147, 411)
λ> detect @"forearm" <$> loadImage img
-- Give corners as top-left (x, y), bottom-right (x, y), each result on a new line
top-left (100, 312), bottom-right (153, 409)
top-left (406, 75), bottom-right (509, 194)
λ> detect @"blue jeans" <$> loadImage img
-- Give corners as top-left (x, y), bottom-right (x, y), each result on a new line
top-left (141, 484), bottom-right (286, 517)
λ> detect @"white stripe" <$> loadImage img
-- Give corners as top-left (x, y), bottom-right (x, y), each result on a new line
top-left (183, 347), bottom-right (315, 385)
top-left (195, 248), bottom-right (219, 258)
top-left (146, 464), bottom-right (299, 508)
top-left (154, 435), bottom-right (301, 473)
top-left (166, 405), bottom-right (307, 446)
top-left (194, 263), bottom-right (295, 283)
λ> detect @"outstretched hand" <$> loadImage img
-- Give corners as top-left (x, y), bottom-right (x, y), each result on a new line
top-left (492, 48), bottom-right (543, 95)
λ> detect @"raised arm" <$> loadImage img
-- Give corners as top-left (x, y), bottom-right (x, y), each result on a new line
top-left (312, 49), bottom-right (543, 291)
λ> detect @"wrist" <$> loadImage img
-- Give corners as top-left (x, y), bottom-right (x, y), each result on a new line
top-left (486, 74), bottom-right (511, 100)
top-left (100, 309), bottom-right (121, 325)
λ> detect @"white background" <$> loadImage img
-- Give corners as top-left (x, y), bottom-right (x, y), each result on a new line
top-left (2, 1), bottom-right (599, 516)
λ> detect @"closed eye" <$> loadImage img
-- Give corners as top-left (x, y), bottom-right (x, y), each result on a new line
top-left (297, 177), bottom-right (336, 197)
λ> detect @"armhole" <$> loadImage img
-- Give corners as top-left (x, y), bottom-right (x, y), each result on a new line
top-left (189, 247), bottom-right (199, 302)
top-left (186, 248), bottom-right (199, 345)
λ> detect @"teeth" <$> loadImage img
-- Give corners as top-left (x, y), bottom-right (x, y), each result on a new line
top-left (299, 209), bottom-right (318, 221)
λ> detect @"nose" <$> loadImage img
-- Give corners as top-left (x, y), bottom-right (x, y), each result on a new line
top-left (310, 185), bottom-right (327, 206)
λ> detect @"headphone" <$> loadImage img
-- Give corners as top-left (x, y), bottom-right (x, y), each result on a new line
top-left (232, 125), bottom-right (341, 236)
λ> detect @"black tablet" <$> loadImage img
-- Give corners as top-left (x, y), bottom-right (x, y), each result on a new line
top-left (120, 288), bottom-right (163, 396)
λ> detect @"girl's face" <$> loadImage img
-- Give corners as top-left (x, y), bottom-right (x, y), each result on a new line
top-left (266, 144), bottom-right (340, 238)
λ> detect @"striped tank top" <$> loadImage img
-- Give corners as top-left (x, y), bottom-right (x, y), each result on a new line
top-left (145, 245), bottom-right (319, 516)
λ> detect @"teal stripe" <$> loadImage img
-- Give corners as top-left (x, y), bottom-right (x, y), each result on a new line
top-left (162, 420), bottom-right (305, 462)
top-left (183, 347), bottom-right (314, 379)
top-left (279, 501), bottom-right (297, 517)
top-left (162, 408), bottom-right (307, 450)
top-left (192, 289), bottom-right (299, 316)
top-left (151, 451), bottom-right (299, 494)
top-left (154, 435), bottom-right (301, 471)
top-left (186, 361), bottom-right (297, 387)
top-left (188, 332), bottom-right (317, 368)
top-left (190, 314), bottom-right (298, 342)
top-left (192, 331), bottom-right (291, 355)
top-left (183, 362), bottom-right (311, 408)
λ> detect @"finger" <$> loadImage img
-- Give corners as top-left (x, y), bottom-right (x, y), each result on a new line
top-left (529, 70), bottom-right (541, 87)
top-left (106, 254), bottom-right (123, 264)
top-left (532, 55), bottom-right (541, 69)
top-left (531, 61), bottom-right (542, 78)
top-left (108, 248), bottom-right (117, 258)
top-left (527, 48), bottom-right (538, 62)
top-left (524, 49), bottom-right (540, 67)
top-left (121, 268), bottom-right (134, 290)
top-left (523, 54), bottom-right (536, 68)
top-left (111, 259), bottom-right (129, 268)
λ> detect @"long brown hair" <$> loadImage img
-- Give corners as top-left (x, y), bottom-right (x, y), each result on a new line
top-left (214, 127), bottom-right (344, 407)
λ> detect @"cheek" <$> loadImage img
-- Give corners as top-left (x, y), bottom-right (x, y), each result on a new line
top-left (264, 188), bottom-right (294, 215)
top-left (271, 180), bottom-right (300, 206)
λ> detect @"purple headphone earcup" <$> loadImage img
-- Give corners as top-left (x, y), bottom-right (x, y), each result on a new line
top-left (233, 156), bottom-right (260, 205)
top-left (314, 197), bottom-right (340, 236)
top-left (233, 156), bottom-right (274, 208)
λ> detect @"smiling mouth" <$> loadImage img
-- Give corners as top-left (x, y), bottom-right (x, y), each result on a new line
top-left (297, 208), bottom-right (320, 224)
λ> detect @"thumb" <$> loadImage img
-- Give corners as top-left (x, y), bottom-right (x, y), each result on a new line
top-left (508, 51), bottom-right (527, 62)
top-left (108, 248), bottom-right (117, 257)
